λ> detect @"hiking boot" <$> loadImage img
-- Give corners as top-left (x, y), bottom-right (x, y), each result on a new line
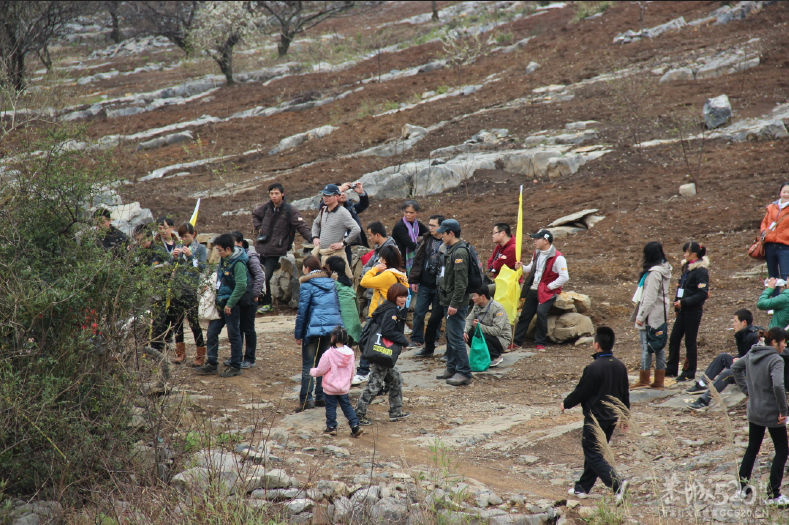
top-left (630, 370), bottom-right (651, 390)
top-left (220, 366), bottom-right (242, 378)
top-left (615, 480), bottom-right (629, 506)
top-left (315, 399), bottom-right (326, 407)
top-left (192, 346), bottom-right (207, 367)
top-left (687, 399), bottom-right (709, 411)
top-left (650, 369), bottom-right (666, 390)
top-left (358, 415), bottom-right (373, 426)
top-left (295, 400), bottom-right (315, 413)
top-left (568, 487), bottom-right (589, 499)
top-left (490, 356), bottom-right (504, 367)
top-left (257, 304), bottom-right (273, 314)
top-left (436, 369), bottom-right (453, 380)
top-left (241, 360), bottom-right (256, 369)
top-left (390, 411), bottom-right (410, 422)
top-left (351, 374), bottom-right (368, 386)
top-left (406, 341), bottom-right (423, 350)
top-left (351, 426), bottom-right (364, 437)
top-left (195, 362), bottom-right (218, 375)
top-left (676, 370), bottom-right (695, 382)
top-left (413, 348), bottom-right (435, 358)
top-left (323, 427), bottom-right (337, 436)
top-left (447, 373), bottom-right (472, 386)
top-left (172, 342), bottom-right (187, 364)
top-left (686, 381), bottom-right (706, 394)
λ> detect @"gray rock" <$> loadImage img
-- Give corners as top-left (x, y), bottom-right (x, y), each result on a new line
top-left (546, 155), bottom-right (584, 179)
top-left (107, 106), bottom-right (144, 118)
top-left (370, 498), bottom-right (408, 522)
top-left (703, 95), bottom-right (732, 129)
top-left (192, 450), bottom-right (240, 472)
top-left (525, 61), bottom-right (541, 74)
top-left (659, 67), bottom-right (695, 84)
top-left (332, 497), bottom-right (360, 522)
top-left (8, 501), bottom-right (63, 525)
top-left (351, 485), bottom-right (381, 504)
top-left (250, 487), bottom-right (302, 501)
top-left (418, 61), bottom-right (445, 74)
top-left (488, 492), bottom-right (504, 505)
top-left (322, 445), bottom-right (351, 458)
top-left (680, 183), bottom-right (697, 196)
top-left (244, 467), bottom-right (298, 490)
top-left (547, 313), bottom-right (594, 343)
top-left (412, 165), bottom-right (463, 196)
top-left (284, 498), bottom-right (314, 515)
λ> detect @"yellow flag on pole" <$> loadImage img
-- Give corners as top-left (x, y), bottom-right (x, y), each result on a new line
top-left (493, 186), bottom-right (524, 325)
top-left (189, 198), bottom-right (201, 227)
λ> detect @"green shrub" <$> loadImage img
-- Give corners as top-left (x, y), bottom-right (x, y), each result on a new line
top-left (573, 1), bottom-right (614, 22)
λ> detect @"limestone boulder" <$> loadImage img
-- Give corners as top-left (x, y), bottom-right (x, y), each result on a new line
top-left (703, 95), bottom-right (732, 129)
top-left (553, 292), bottom-right (591, 314)
top-left (548, 313), bottom-right (595, 343)
top-left (659, 67), bottom-right (695, 84)
top-left (412, 165), bottom-right (463, 196)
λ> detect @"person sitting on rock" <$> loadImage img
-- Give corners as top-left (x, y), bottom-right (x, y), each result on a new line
top-left (687, 309), bottom-right (761, 410)
top-left (464, 287), bottom-right (510, 368)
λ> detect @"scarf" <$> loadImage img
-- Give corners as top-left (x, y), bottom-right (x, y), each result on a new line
top-left (403, 218), bottom-right (419, 275)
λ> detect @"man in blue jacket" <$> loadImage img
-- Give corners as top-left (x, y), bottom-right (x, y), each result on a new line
top-left (197, 233), bottom-right (250, 378)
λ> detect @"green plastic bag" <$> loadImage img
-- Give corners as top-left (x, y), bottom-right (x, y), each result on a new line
top-left (469, 324), bottom-right (491, 372)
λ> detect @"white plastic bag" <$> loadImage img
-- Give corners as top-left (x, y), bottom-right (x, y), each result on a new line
top-left (199, 272), bottom-right (220, 321)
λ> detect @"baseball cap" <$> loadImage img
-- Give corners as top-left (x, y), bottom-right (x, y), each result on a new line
top-left (321, 184), bottom-right (341, 196)
top-left (529, 229), bottom-right (553, 243)
top-left (436, 219), bottom-right (460, 234)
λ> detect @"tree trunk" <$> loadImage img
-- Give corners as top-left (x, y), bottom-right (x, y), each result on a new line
top-left (278, 32), bottom-right (293, 57)
top-left (11, 50), bottom-right (25, 91)
top-left (432, 1), bottom-right (439, 21)
top-left (36, 45), bottom-right (52, 70)
top-left (216, 35), bottom-right (239, 85)
top-left (109, 10), bottom-right (121, 43)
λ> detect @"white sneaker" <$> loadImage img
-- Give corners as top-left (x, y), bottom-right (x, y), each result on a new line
top-left (568, 487), bottom-right (588, 499)
top-left (733, 486), bottom-right (752, 501)
top-left (766, 494), bottom-right (789, 507)
top-left (404, 326), bottom-right (413, 335)
top-left (490, 356), bottom-right (505, 367)
top-left (615, 479), bottom-right (629, 506)
top-left (351, 374), bottom-right (369, 386)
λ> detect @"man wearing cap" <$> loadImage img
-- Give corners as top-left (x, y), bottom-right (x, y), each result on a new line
top-left (312, 184), bottom-right (361, 279)
top-left (511, 229), bottom-right (569, 351)
top-left (435, 219), bottom-right (474, 386)
top-left (464, 287), bottom-right (510, 367)
top-left (319, 182), bottom-right (370, 262)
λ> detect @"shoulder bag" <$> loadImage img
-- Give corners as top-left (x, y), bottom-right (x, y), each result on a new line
top-left (645, 274), bottom-right (668, 354)
top-left (361, 319), bottom-right (402, 367)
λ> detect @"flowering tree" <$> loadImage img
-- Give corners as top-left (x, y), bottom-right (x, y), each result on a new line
top-left (190, 1), bottom-right (262, 85)
top-left (255, 1), bottom-right (356, 57)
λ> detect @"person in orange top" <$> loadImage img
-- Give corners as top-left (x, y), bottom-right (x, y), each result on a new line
top-left (359, 245), bottom-right (409, 317)
top-left (761, 183), bottom-right (789, 296)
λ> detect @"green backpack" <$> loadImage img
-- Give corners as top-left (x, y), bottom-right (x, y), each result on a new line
top-left (469, 324), bottom-right (491, 372)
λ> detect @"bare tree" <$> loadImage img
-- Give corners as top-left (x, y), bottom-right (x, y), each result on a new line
top-left (255, 1), bottom-right (356, 57)
top-left (105, 1), bottom-right (123, 43)
top-left (0, 1), bottom-right (88, 91)
top-left (135, 1), bottom-right (200, 53)
top-left (432, 1), bottom-right (439, 22)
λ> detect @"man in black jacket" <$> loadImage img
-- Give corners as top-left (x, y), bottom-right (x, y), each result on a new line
top-left (687, 309), bottom-right (761, 410)
top-left (252, 183), bottom-right (313, 313)
top-left (407, 214), bottom-right (445, 356)
top-left (95, 208), bottom-right (128, 253)
top-left (562, 326), bottom-right (630, 502)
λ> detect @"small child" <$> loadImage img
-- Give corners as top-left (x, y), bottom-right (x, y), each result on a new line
top-left (310, 326), bottom-right (364, 437)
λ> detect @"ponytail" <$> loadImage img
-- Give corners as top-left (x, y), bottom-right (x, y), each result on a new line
top-left (682, 241), bottom-right (706, 259)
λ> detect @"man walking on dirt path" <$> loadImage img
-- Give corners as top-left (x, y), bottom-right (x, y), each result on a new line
top-left (563, 326), bottom-right (630, 503)
top-left (252, 183), bottom-right (313, 314)
top-left (435, 219), bottom-right (473, 387)
top-left (486, 222), bottom-right (517, 283)
top-left (511, 230), bottom-right (569, 351)
top-left (408, 214), bottom-right (446, 357)
top-left (312, 184), bottom-right (360, 279)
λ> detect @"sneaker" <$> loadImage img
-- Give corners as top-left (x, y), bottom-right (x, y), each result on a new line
top-left (687, 399), bottom-right (709, 411)
top-left (351, 426), bottom-right (364, 437)
top-left (568, 487), bottom-right (589, 499)
top-left (615, 480), bottom-right (629, 506)
top-left (220, 366), bottom-right (242, 378)
top-left (257, 304), bottom-right (273, 314)
top-left (506, 343), bottom-right (520, 352)
top-left (535, 345), bottom-right (546, 351)
top-left (323, 427), bottom-right (337, 436)
top-left (436, 369), bottom-right (454, 380)
top-left (294, 400), bottom-right (315, 413)
top-left (404, 326), bottom-right (412, 335)
top-left (315, 399), bottom-right (326, 407)
top-left (196, 362), bottom-right (218, 375)
top-left (766, 494), bottom-right (789, 507)
top-left (676, 371), bottom-right (695, 382)
top-left (734, 486), bottom-right (752, 501)
top-left (413, 348), bottom-right (435, 358)
top-left (490, 356), bottom-right (504, 367)
top-left (390, 411), bottom-right (410, 422)
top-left (686, 382), bottom-right (706, 394)
top-left (406, 341), bottom-right (423, 350)
top-left (447, 373), bottom-right (473, 386)
top-left (440, 353), bottom-right (448, 362)
top-left (358, 416), bottom-right (373, 426)
top-left (223, 358), bottom-right (232, 367)
top-left (241, 360), bottom-right (256, 369)
top-left (351, 374), bottom-right (369, 386)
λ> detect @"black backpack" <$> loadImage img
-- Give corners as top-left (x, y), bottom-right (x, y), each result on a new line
top-left (453, 243), bottom-right (484, 293)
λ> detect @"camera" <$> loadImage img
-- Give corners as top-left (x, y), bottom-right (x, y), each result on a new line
top-left (257, 234), bottom-right (269, 244)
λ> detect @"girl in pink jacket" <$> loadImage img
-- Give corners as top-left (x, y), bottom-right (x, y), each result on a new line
top-left (310, 326), bottom-right (364, 437)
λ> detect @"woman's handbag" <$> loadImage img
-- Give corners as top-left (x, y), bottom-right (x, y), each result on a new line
top-left (361, 320), bottom-right (402, 367)
top-left (750, 211), bottom-right (789, 260)
top-left (645, 282), bottom-right (668, 354)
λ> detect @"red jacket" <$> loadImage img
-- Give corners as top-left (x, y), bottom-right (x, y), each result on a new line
top-left (761, 202), bottom-right (789, 245)
top-left (487, 237), bottom-right (517, 275)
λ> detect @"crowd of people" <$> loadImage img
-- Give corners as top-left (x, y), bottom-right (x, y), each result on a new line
top-left (92, 180), bottom-right (789, 506)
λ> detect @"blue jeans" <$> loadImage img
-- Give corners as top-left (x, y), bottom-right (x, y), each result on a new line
top-left (206, 305), bottom-right (243, 368)
top-left (445, 305), bottom-right (471, 378)
top-left (765, 243), bottom-right (789, 296)
top-left (239, 301), bottom-right (257, 363)
top-left (324, 394), bottom-right (359, 429)
top-left (410, 285), bottom-right (442, 345)
top-left (301, 336), bottom-right (330, 404)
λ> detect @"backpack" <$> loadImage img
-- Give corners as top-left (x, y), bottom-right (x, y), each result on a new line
top-left (454, 243), bottom-right (484, 293)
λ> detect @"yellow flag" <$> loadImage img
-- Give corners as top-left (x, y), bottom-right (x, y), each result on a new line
top-left (515, 185), bottom-right (523, 263)
top-left (494, 265), bottom-right (522, 325)
top-left (189, 198), bottom-right (201, 226)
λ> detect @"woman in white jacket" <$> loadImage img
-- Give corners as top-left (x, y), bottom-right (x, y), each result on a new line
top-left (630, 242), bottom-right (672, 390)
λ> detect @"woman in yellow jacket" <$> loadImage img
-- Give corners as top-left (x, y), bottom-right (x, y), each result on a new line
top-left (360, 245), bottom-right (409, 317)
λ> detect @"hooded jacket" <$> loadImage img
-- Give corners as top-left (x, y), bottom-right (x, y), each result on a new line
top-left (734, 324), bottom-right (761, 358)
top-left (369, 300), bottom-right (410, 349)
top-left (333, 279), bottom-right (362, 344)
top-left (310, 344), bottom-right (355, 395)
top-left (757, 287), bottom-right (789, 329)
top-left (245, 247), bottom-right (266, 298)
top-left (360, 266), bottom-right (409, 317)
top-left (731, 344), bottom-right (787, 428)
top-left (295, 270), bottom-right (344, 340)
top-left (563, 351), bottom-right (630, 422)
top-left (216, 247), bottom-right (249, 308)
top-left (760, 200), bottom-right (789, 246)
top-left (676, 256), bottom-right (709, 310)
top-left (634, 262), bottom-right (672, 329)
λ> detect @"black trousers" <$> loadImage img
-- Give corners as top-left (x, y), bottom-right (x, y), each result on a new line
top-left (259, 256), bottom-right (280, 306)
top-left (666, 307), bottom-right (703, 376)
top-left (513, 289), bottom-right (556, 346)
top-left (739, 422), bottom-right (788, 499)
top-left (466, 329), bottom-right (503, 359)
top-left (173, 294), bottom-right (205, 347)
top-left (576, 418), bottom-right (622, 494)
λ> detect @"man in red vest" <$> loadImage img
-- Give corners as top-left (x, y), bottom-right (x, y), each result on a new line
top-left (511, 230), bottom-right (569, 351)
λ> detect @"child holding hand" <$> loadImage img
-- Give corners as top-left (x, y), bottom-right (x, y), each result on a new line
top-left (310, 326), bottom-right (364, 437)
